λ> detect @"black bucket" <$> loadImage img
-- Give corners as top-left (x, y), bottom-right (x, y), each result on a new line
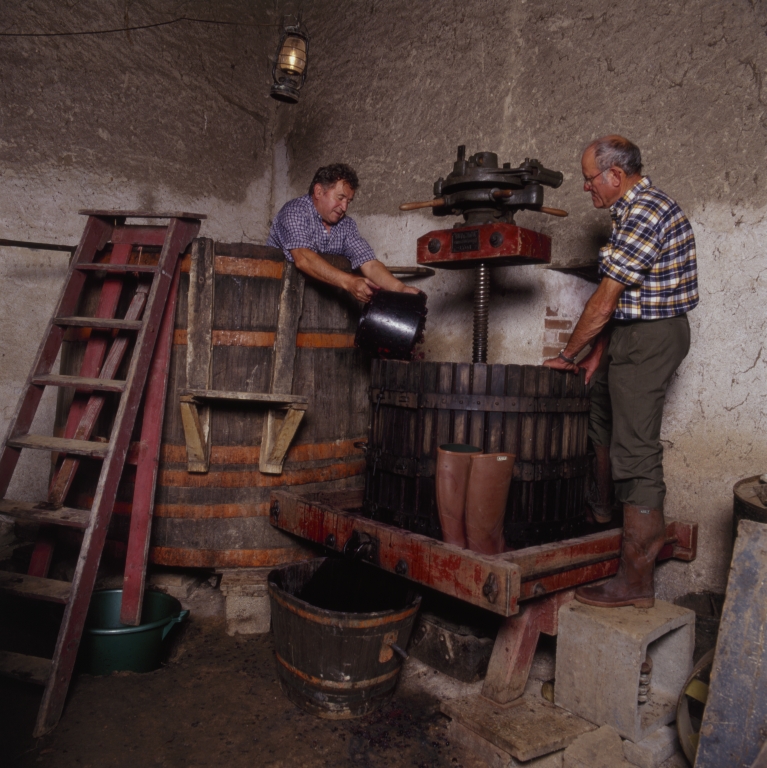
top-left (268, 557), bottom-right (421, 718)
top-left (354, 290), bottom-right (427, 360)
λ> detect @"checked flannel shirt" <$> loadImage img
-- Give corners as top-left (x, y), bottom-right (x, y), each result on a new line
top-left (266, 194), bottom-right (376, 270)
top-left (599, 176), bottom-right (699, 320)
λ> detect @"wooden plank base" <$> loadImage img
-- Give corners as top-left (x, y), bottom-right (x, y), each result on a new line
top-left (442, 694), bottom-right (596, 762)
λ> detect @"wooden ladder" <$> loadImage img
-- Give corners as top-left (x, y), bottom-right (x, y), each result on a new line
top-left (0, 210), bottom-right (202, 736)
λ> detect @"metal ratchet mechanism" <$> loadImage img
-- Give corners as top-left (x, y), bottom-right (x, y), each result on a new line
top-left (401, 146), bottom-right (566, 363)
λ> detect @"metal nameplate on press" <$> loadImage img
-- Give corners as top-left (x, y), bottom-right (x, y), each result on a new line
top-left (451, 229), bottom-right (480, 252)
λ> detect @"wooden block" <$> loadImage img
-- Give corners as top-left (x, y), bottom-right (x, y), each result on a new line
top-left (260, 405), bottom-right (307, 474)
top-left (446, 719), bottom-right (565, 767)
top-left (442, 694), bottom-right (595, 762)
top-left (179, 398), bottom-right (208, 473)
top-left (696, 519), bottom-right (767, 768)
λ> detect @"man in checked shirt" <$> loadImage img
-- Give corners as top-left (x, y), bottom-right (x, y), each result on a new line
top-left (544, 135), bottom-right (699, 608)
top-left (267, 163), bottom-right (421, 302)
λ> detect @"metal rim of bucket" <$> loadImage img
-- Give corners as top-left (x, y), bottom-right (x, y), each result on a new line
top-left (268, 584), bottom-right (421, 630)
top-left (85, 589), bottom-right (187, 636)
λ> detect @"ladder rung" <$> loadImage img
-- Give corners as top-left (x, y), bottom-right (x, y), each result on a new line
top-left (31, 374), bottom-right (126, 393)
top-left (53, 317), bottom-right (143, 331)
top-left (74, 263), bottom-right (159, 274)
top-left (8, 434), bottom-right (110, 458)
top-left (0, 651), bottom-right (51, 686)
top-left (0, 499), bottom-right (90, 529)
top-left (0, 571), bottom-right (71, 603)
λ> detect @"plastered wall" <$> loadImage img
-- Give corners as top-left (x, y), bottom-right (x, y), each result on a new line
top-left (0, 0), bottom-right (765, 596)
top-left (0, 0), bottom-right (280, 499)
top-left (276, 0), bottom-right (767, 597)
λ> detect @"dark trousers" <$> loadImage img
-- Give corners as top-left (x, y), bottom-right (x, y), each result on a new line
top-left (587, 315), bottom-right (690, 509)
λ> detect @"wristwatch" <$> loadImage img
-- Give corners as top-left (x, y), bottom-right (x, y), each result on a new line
top-left (557, 350), bottom-right (576, 364)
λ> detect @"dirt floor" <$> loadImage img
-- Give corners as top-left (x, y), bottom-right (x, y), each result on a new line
top-left (2, 616), bottom-right (490, 768)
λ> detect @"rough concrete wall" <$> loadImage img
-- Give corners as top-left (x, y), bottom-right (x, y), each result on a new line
top-left (0, 0), bottom-right (280, 499)
top-left (278, 0), bottom-right (767, 596)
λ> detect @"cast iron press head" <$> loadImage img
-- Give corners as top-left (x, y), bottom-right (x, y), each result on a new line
top-left (354, 290), bottom-right (427, 361)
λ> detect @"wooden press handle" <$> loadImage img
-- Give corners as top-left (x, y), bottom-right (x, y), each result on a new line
top-left (538, 206), bottom-right (569, 218)
top-left (399, 199), bottom-right (445, 211)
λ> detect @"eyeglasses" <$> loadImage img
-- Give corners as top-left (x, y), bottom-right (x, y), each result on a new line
top-left (582, 170), bottom-right (606, 188)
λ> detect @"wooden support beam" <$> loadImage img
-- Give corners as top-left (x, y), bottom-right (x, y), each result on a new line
top-left (181, 238), bottom-right (215, 473)
top-left (481, 589), bottom-right (574, 704)
top-left (260, 262), bottom-right (305, 475)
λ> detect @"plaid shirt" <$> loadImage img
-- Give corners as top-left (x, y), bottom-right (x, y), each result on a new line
top-left (266, 194), bottom-right (376, 270)
top-left (599, 177), bottom-right (699, 320)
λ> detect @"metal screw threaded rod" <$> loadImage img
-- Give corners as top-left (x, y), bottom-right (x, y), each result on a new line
top-left (472, 264), bottom-right (490, 363)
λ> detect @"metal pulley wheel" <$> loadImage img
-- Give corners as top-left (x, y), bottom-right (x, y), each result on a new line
top-left (676, 648), bottom-right (715, 764)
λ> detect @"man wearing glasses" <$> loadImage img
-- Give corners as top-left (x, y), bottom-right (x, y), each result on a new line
top-left (544, 135), bottom-right (698, 609)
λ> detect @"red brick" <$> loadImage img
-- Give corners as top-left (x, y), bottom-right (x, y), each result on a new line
top-left (559, 332), bottom-right (572, 343)
top-left (542, 346), bottom-right (561, 359)
top-left (546, 306), bottom-right (559, 317)
top-left (545, 319), bottom-right (572, 330)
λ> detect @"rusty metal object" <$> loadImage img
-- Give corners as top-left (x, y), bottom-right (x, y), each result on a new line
top-left (407, 147), bottom-right (561, 362)
top-left (424, 146), bottom-right (563, 228)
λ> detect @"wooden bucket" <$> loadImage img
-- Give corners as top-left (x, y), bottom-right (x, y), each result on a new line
top-left (363, 359), bottom-right (590, 548)
top-left (268, 557), bottom-right (421, 718)
top-left (61, 242), bottom-right (369, 568)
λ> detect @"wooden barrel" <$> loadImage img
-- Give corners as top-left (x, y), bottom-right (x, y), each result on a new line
top-left (62, 241), bottom-right (370, 567)
top-left (733, 476), bottom-right (767, 540)
top-left (268, 557), bottom-right (421, 718)
top-left (363, 359), bottom-right (590, 548)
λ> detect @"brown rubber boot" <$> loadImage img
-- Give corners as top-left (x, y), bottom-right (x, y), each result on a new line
top-left (588, 444), bottom-right (614, 524)
top-left (435, 443), bottom-right (482, 547)
top-left (575, 505), bottom-right (666, 608)
top-left (464, 453), bottom-right (515, 555)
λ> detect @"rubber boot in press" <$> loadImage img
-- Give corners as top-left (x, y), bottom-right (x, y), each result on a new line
top-left (464, 453), bottom-right (515, 555)
top-left (575, 504), bottom-right (666, 608)
top-left (435, 443), bottom-right (482, 548)
top-left (588, 444), bottom-right (614, 524)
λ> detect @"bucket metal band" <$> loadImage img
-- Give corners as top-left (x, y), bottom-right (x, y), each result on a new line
top-left (369, 389), bottom-right (589, 414)
top-left (275, 653), bottom-right (400, 690)
top-left (269, 588), bottom-right (420, 629)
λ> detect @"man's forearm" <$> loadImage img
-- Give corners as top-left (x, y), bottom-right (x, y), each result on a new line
top-left (291, 248), bottom-right (353, 292)
top-left (359, 260), bottom-right (409, 292)
top-left (562, 277), bottom-right (626, 359)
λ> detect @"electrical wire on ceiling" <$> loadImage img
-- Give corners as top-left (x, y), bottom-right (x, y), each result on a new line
top-left (0, 17), bottom-right (280, 38)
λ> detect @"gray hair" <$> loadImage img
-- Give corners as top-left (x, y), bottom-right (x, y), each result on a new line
top-left (588, 136), bottom-right (643, 176)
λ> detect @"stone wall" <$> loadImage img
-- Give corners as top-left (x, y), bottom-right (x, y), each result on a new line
top-left (0, 0), bottom-right (765, 596)
top-left (0, 0), bottom-right (280, 499)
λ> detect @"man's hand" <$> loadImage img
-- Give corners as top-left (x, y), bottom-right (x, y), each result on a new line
top-left (360, 260), bottom-right (426, 298)
top-left (543, 355), bottom-right (579, 374)
top-left (577, 335), bottom-right (608, 384)
top-left (346, 276), bottom-right (378, 303)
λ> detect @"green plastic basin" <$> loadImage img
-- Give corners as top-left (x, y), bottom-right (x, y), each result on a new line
top-left (79, 589), bottom-right (189, 675)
